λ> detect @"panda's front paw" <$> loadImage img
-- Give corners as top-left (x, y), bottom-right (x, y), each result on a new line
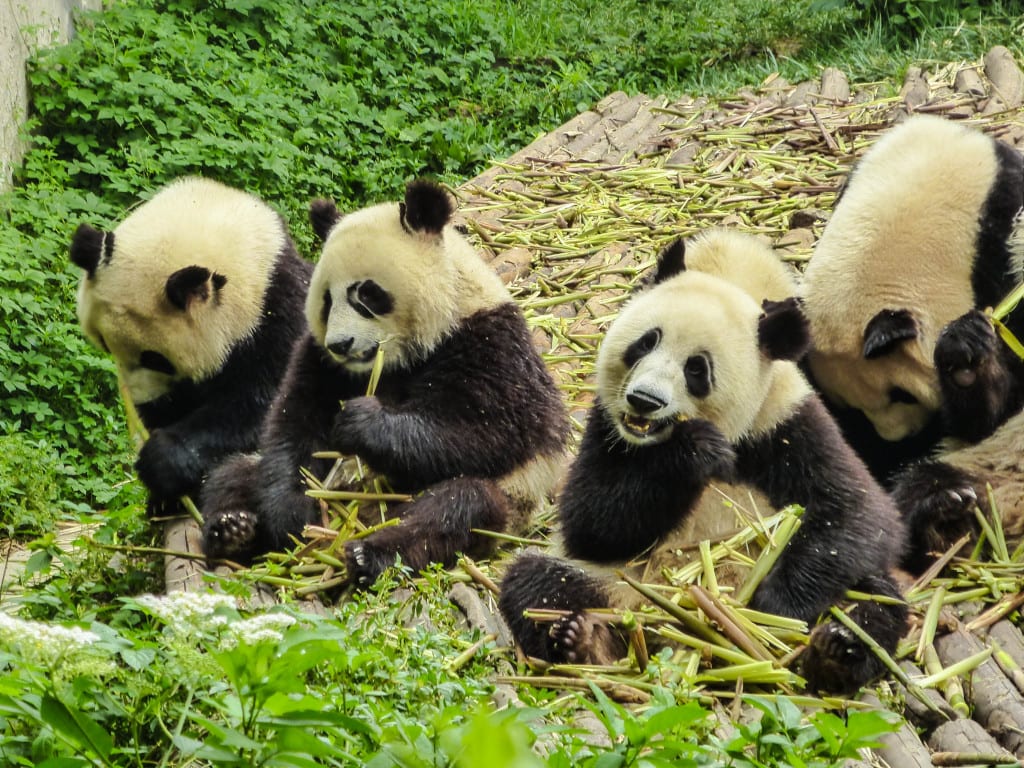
top-left (675, 419), bottom-right (736, 480)
top-left (331, 396), bottom-right (383, 454)
top-left (202, 509), bottom-right (258, 562)
top-left (799, 621), bottom-right (881, 695)
top-left (891, 461), bottom-right (980, 572)
top-left (935, 309), bottom-right (998, 389)
top-left (136, 429), bottom-right (202, 502)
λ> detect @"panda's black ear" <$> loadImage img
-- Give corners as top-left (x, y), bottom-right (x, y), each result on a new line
top-left (758, 297), bottom-right (810, 361)
top-left (862, 309), bottom-right (917, 359)
top-left (401, 179), bottom-right (453, 235)
top-left (70, 223), bottom-right (113, 278)
top-left (652, 238), bottom-right (686, 284)
top-left (309, 199), bottom-right (342, 243)
top-left (165, 266), bottom-right (226, 311)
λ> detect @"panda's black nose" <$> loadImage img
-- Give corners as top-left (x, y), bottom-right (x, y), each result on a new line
top-left (626, 389), bottom-right (667, 414)
top-left (327, 338), bottom-right (354, 356)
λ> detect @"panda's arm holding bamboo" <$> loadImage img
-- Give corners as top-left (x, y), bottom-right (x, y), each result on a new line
top-left (251, 334), bottom-right (367, 551)
top-left (558, 403), bottom-right (735, 562)
top-left (330, 302), bottom-right (566, 489)
top-left (737, 396), bottom-right (905, 621)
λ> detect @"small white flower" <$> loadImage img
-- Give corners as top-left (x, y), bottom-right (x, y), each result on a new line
top-left (136, 591), bottom-right (237, 637)
top-left (220, 613), bottom-right (296, 649)
top-left (0, 611), bottom-right (99, 664)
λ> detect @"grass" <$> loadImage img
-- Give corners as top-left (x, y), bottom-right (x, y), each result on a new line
top-left (1, 0), bottom-right (1023, 763)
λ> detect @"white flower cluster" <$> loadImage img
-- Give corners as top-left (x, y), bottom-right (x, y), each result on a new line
top-left (0, 611), bottom-right (99, 665)
top-left (220, 613), bottom-right (297, 649)
top-left (135, 590), bottom-right (237, 636)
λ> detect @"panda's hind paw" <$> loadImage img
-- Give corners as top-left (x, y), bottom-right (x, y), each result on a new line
top-left (202, 509), bottom-right (257, 562)
top-left (548, 611), bottom-right (623, 666)
top-left (799, 622), bottom-right (879, 695)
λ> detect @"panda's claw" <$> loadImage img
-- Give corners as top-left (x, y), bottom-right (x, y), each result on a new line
top-left (202, 509), bottom-right (257, 560)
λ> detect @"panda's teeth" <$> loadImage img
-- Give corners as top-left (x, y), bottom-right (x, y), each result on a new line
top-left (622, 414), bottom-right (649, 433)
top-left (674, 414), bottom-right (689, 423)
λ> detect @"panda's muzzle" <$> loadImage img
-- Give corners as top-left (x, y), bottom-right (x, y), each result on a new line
top-left (327, 337), bottom-right (379, 366)
top-left (620, 387), bottom-right (684, 440)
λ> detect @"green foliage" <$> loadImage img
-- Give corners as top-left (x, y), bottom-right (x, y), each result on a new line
top-left (810, 0), bottom-right (990, 38)
top-left (0, 565), bottom-right (900, 766)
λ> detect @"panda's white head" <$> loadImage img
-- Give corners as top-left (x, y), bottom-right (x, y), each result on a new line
top-left (802, 115), bottom-right (1002, 441)
top-left (71, 177), bottom-right (285, 404)
top-left (598, 234), bottom-right (810, 445)
top-left (306, 180), bottom-right (508, 373)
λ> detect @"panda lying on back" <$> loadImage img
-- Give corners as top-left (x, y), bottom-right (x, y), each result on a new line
top-left (801, 115), bottom-right (1024, 571)
top-left (499, 230), bottom-right (908, 694)
top-left (71, 177), bottom-right (312, 515)
top-left (201, 180), bottom-right (569, 585)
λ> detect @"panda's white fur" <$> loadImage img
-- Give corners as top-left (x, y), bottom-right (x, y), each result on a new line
top-left (307, 199), bottom-right (509, 374)
top-left (77, 176), bottom-right (286, 404)
top-left (803, 114), bottom-right (1023, 442)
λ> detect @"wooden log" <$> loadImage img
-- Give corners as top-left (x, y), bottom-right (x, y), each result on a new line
top-left (860, 692), bottom-right (935, 768)
top-left (163, 518), bottom-right (206, 592)
top-left (935, 629), bottom-right (1024, 757)
top-left (927, 718), bottom-right (1015, 762)
top-left (988, 620), bottom-right (1024, 669)
top-left (899, 659), bottom-right (958, 729)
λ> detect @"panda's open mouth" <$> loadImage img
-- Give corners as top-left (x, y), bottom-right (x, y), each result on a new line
top-left (619, 412), bottom-right (684, 441)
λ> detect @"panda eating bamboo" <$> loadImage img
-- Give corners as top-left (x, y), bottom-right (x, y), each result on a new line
top-left (499, 230), bottom-right (909, 694)
top-left (200, 180), bottom-right (569, 586)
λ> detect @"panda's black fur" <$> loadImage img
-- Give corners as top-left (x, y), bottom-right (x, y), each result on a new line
top-left (70, 177), bottom-right (312, 514)
top-left (499, 230), bottom-right (908, 694)
top-left (200, 180), bottom-right (569, 585)
top-left (801, 115), bottom-right (1024, 571)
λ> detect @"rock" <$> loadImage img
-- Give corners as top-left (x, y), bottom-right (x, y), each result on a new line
top-left (954, 65), bottom-right (987, 98)
top-left (899, 66), bottom-right (930, 111)
top-left (785, 80), bottom-right (816, 107)
top-left (819, 67), bottom-right (850, 103)
top-left (983, 45), bottom-right (1024, 112)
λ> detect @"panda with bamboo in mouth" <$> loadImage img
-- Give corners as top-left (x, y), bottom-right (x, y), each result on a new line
top-left (499, 229), bottom-right (908, 694)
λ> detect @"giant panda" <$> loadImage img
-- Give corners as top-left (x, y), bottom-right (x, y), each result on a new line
top-left (71, 176), bottom-right (312, 515)
top-left (499, 230), bottom-right (909, 694)
top-left (200, 179), bottom-right (570, 585)
top-left (801, 114), bottom-right (1024, 571)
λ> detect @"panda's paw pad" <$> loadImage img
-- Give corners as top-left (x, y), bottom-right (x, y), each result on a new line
top-left (202, 510), bottom-right (256, 559)
top-left (800, 622), bottom-right (876, 695)
top-left (549, 611), bottom-right (593, 664)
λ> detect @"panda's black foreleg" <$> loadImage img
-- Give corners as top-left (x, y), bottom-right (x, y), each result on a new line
top-left (891, 460), bottom-right (981, 574)
top-left (498, 552), bottom-right (627, 666)
top-left (344, 477), bottom-right (508, 588)
top-left (935, 308), bottom-right (1023, 443)
top-left (200, 453), bottom-right (262, 564)
top-left (799, 573), bottom-right (908, 695)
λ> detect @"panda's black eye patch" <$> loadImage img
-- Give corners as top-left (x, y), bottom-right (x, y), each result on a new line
top-left (139, 351), bottom-right (176, 376)
top-left (321, 288), bottom-right (333, 326)
top-left (357, 280), bottom-right (394, 316)
top-left (623, 328), bottom-right (661, 367)
top-left (684, 353), bottom-right (712, 398)
top-left (346, 280), bottom-right (394, 319)
top-left (889, 386), bottom-right (918, 405)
